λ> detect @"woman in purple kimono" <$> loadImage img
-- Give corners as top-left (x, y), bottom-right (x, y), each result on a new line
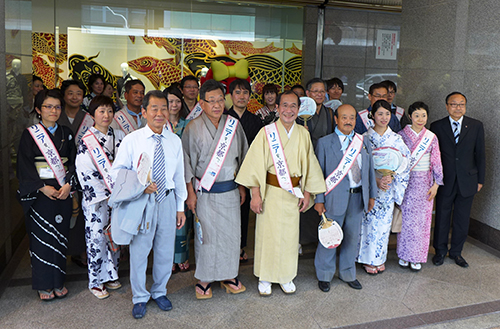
top-left (397, 102), bottom-right (443, 271)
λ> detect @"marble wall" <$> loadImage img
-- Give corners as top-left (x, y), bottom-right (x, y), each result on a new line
top-left (398, 0), bottom-right (500, 247)
top-left (303, 6), bottom-right (400, 109)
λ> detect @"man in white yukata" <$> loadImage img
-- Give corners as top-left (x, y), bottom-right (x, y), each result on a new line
top-left (182, 79), bottom-right (248, 300)
top-left (111, 90), bottom-right (187, 319)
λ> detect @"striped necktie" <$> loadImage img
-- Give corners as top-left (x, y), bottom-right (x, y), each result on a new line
top-left (344, 136), bottom-right (362, 184)
top-left (453, 121), bottom-right (460, 144)
top-left (153, 134), bottom-right (166, 203)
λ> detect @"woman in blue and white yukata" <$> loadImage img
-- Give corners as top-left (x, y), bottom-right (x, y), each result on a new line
top-left (76, 96), bottom-right (125, 299)
top-left (357, 100), bottom-right (410, 275)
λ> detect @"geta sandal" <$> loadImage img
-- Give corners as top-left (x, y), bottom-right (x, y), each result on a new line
top-left (37, 290), bottom-right (55, 301)
top-left (195, 283), bottom-right (212, 300)
top-left (363, 265), bottom-right (378, 275)
top-left (179, 261), bottom-right (190, 272)
top-left (220, 278), bottom-right (246, 294)
top-left (90, 285), bottom-right (109, 299)
top-left (54, 286), bottom-right (68, 298)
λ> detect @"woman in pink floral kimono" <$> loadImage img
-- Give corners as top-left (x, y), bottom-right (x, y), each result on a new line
top-left (397, 102), bottom-right (443, 271)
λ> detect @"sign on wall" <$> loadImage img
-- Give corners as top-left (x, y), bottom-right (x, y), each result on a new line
top-left (376, 30), bottom-right (398, 60)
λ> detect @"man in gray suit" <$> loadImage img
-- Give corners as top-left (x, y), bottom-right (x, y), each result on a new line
top-left (314, 104), bottom-right (377, 292)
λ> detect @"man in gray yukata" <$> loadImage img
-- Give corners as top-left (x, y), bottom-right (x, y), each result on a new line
top-left (111, 90), bottom-right (187, 319)
top-left (182, 79), bottom-right (248, 299)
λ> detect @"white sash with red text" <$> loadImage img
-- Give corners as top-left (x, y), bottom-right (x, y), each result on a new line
top-left (325, 134), bottom-right (364, 196)
top-left (28, 124), bottom-right (66, 186)
top-left (81, 130), bottom-right (114, 191)
top-left (114, 111), bottom-right (136, 135)
top-left (75, 113), bottom-right (94, 145)
top-left (264, 123), bottom-right (304, 198)
top-left (164, 121), bottom-right (173, 132)
top-left (395, 106), bottom-right (404, 120)
top-left (409, 128), bottom-right (435, 171)
top-left (359, 109), bottom-right (373, 130)
top-left (198, 116), bottom-right (239, 191)
top-left (186, 102), bottom-right (203, 120)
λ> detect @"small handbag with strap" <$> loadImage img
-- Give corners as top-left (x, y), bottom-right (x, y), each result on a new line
top-left (391, 204), bottom-right (403, 233)
top-left (104, 222), bottom-right (120, 253)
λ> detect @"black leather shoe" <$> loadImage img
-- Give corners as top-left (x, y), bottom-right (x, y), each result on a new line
top-left (450, 255), bottom-right (469, 268)
top-left (318, 281), bottom-right (330, 292)
top-left (432, 254), bottom-right (445, 266)
top-left (340, 278), bottom-right (362, 290)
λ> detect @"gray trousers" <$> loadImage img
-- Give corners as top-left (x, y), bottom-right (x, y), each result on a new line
top-left (314, 192), bottom-right (363, 282)
top-left (129, 193), bottom-right (176, 304)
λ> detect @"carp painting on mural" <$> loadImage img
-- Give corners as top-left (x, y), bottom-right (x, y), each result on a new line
top-left (31, 32), bottom-right (303, 113)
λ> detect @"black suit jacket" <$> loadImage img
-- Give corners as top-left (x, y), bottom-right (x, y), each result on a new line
top-left (430, 115), bottom-right (485, 198)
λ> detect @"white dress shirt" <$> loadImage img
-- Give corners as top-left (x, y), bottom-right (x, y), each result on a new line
top-left (111, 123), bottom-right (187, 211)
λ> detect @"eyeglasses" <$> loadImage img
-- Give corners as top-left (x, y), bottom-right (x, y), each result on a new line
top-left (388, 91), bottom-right (396, 95)
top-left (41, 104), bottom-right (62, 110)
top-left (448, 103), bottom-right (466, 108)
top-left (371, 93), bottom-right (388, 98)
top-left (202, 98), bottom-right (225, 107)
top-left (309, 90), bottom-right (325, 94)
top-left (183, 86), bottom-right (199, 90)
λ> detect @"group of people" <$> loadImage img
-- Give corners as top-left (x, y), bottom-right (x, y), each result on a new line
top-left (16, 73), bottom-right (485, 320)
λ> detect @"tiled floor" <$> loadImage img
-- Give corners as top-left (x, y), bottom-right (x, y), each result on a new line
top-left (1, 227), bottom-right (500, 328)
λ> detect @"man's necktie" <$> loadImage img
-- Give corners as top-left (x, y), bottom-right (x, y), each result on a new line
top-left (453, 121), bottom-right (460, 144)
top-left (344, 136), bottom-right (362, 184)
top-left (153, 134), bottom-right (166, 203)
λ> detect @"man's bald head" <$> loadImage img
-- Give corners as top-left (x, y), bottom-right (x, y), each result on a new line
top-left (334, 104), bottom-right (357, 135)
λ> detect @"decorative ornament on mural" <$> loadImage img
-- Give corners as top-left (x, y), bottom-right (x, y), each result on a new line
top-left (68, 53), bottom-right (118, 92)
top-left (129, 36), bottom-right (136, 44)
top-left (220, 41), bottom-right (282, 56)
top-left (32, 32), bottom-right (68, 64)
top-left (184, 53), bottom-right (234, 77)
top-left (183, 51), bottom-right (302, 110)
top-left (32, 55), bottom-right (63, 89)
top-left (143, 36), bottom-right (218, 57)
top-left (286, 43), bottom-right (302, 56)
top-left (128, 56), bottom-right (192, 90)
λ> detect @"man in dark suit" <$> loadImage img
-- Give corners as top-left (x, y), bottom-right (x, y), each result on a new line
top-left (430, 92), bottom-right (485, 268)
top-left (314, 104), bottom-right (377, 292)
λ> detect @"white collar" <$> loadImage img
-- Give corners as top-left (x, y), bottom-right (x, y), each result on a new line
top-left (449, 116), bottom-right (464, 126)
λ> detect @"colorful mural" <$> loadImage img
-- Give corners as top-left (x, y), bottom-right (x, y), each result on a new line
top-left (33, 32), bottom-right (302, 111)
top-left (32, 32), bottom-right (68, 88)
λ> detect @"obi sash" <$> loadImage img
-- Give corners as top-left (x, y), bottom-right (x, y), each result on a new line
top-left (409, 128), bottom-right (435, 171)
top-left (114, 110), bottom-right (136, 135)
top-left (325, 134), bottom-right (364, 196)
top-left (75, 113), bottom-right (94, 145)
top-left (264, 122), bottom-right (304, 198)
top-left (358, 109), bottom-right (373, 130)
top-left (198, 116), bottom-right (239, 192)
top-left (81, 130), bottom-right (114, 191)
top-left (28, 124), bottom-right (66, 186)
top-left (186, 102), bottom-right (203, 120)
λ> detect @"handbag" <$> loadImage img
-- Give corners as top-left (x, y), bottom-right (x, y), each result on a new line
top-left (391, 204), bottom-right (403, 233)
top-left (104, 223), bottom-right (120, 253)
